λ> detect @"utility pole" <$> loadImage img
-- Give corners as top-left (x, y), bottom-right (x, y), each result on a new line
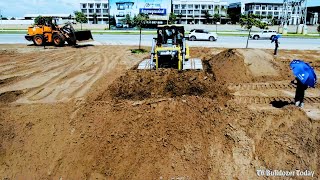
top-left (0, 9), bottom-right (2, 31)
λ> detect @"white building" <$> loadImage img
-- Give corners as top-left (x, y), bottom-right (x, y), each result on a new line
top-left (80, 0), bottom-right (109, 24)
top-left (172, 0), bottom-right (228, 24)
top-left (228, 0), bottom-right (312, 25)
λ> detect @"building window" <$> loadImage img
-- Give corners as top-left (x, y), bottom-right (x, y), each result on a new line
top-left (81, 4), bottom-right (87, 9)
top-left (208, 5), bottom-right (212, 9)
top-left (82, 9), bottom-right (87, 13)
top-left (103, 9), bottom-right (108, 13)
top-left (89, 4), bottom-right (94, 8)
top-left (201, 5), bottom-right (207, 9)
top-left (89, 9), bottom-right (94, 13)
top-left (255, 11), bottom-right (260, 15)
top-left (261, 5), bottom-right (266, 10)
top-left (261, 11), bottom-right (266, 16)
top-left (103, 4), bottom-right (108, 9)
top-left (188, 10), bottom-right (193, 14)
top-left (181, 4), bottom-right (186, 9)
top-left (188, 4), bottom-right (193, 9)
top-left (195, 5), bottom-right (199, 9)
top-left (174, 10), bottom-right (180, 14)
top-left (181, 10), bottom-right (186, 14)
top-left (268, 12), bottom-right (273, 16)
top-left (96, 9), bottom-right (101, 13)
top-left (255, 5), bottom-right (260, 10)
top-left (96, 4), bottom-right (101, 8)
top-left (274, 6), bottom-right (278, 10)
top-left (174, 5), bottom-right (179, 9)
top-left (268, 5), bottom-right (272, 10)
top-left (274, 12), bottom-right (279, 15)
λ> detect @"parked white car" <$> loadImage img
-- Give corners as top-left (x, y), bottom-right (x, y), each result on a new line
top-left (251, 30), bottom-right (278, 40)
top-left (189, 29), bottom-right (218, 41)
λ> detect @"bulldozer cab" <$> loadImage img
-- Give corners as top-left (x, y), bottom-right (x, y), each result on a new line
top-left (156, 25), bottom-right (185, 47)
top-left (138, 24), bottom-right (203, 70)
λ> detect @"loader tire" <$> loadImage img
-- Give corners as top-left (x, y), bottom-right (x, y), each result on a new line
top-left (33, 35), bottom-right (44, 46)
top-left (53, 34), bottom-right (65, 47)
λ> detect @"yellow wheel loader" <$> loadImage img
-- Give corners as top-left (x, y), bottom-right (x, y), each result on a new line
top-left (138, 25), bottom-right (203, 70)
top-left (25, 16), bottom-right (93, 46)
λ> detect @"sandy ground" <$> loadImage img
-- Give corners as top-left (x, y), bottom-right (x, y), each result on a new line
top-left (0, 44), bottom-right (319, 179)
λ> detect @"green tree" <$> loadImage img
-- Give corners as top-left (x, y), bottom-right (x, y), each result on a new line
top-left (204, 10), bottom-right (211, 24)
top-left (240, 14), bottom-right (268, 48)
top-left (317, 24), bottom-right (320, 36)
top-left (10, 17), bottom-right (15, 20)
top-left (122, 14), bottom-right (132, 26)
top-left (74, 11), bottom-right (88, 30)
top-left (213, 13), bottom-right (220, 24)
top-left (133, 13), bottom-right (149, 49)
top-left (169, 12), bottom-right (177, 24)
top-left (34, 16), bottom-right (43, 24)
top-left (93, 13), bottom-right (98, 24)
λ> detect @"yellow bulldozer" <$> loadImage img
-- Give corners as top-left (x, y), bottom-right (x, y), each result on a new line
top-left (138, 25), bottom-right (203, 70)
top-left (25, 16), bottom-right (93, 46)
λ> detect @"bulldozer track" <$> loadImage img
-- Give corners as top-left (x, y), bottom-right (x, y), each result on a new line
top-left (233, 96), bottom-right (320, 104)
top-left (228, 82), bottom-right (295, 91)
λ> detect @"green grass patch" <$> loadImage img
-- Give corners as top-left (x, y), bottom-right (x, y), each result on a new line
top-left (131, 49), bottom-right (148, 54)
top-left (0, 31), bottom-right (26, 34)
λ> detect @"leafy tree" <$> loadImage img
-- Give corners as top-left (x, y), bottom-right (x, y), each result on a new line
top-left (122, 14), bottom-right (132, 26)
top-left (213, 13), bottom-right (220, 24)
top-left (240, 14), bottom-right (268, 48)
top-left (204, 10), bottom-right (211, 24)
top-left (74, 11), bottom-right (88, 30)
top-left (133, 13), bottom-right (149, 49)
top-left (10, 17), bottom-right (15, 20)
top-left (317, 24), bottom-right (320, 36)
top-left (267, 15), bottom-right (273, 19)
top-left (34, 16), bottom-right (43, 24)
top-left (169, 12), bottom-right (177, 24)
top-left (93, 13), bottom-right (98, 24)
top-left (34, 16), bottom-right (52, 25)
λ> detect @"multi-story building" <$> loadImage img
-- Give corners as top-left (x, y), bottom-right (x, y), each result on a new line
top-left (172, 0), bottom-right (228, 24)
top-left (80, 0), bottom-right (109, 24)
top-left (228, 0), bottom-right (317, 25)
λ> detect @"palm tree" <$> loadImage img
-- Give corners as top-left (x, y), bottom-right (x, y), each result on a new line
top-left (204, 10), bottom-right (212, 24)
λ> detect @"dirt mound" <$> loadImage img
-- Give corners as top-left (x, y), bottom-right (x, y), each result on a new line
top-left (0, 91), bottom-right (23, 103)
top-left (204, 49), bottom-right (253, 83)
top-left (100, 69), bottom-right (230, 102)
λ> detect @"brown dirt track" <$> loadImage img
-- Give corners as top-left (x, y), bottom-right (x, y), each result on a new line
top-left (0, 45), bottom-right (319, 179)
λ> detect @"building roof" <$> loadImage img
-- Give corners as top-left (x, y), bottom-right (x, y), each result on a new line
top-left (24, 14), bottom-right (73, 18)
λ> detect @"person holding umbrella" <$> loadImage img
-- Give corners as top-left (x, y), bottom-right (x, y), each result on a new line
top-left (290, 59), bottom-right (317, 107)
top-left (271, 35), bottom-right (281, 56)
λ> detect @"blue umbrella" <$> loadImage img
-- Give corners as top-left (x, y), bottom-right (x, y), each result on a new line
top-left (290, 59), bottom-right (317, 88)
top-left (271, 34), bottom-right (281, 42)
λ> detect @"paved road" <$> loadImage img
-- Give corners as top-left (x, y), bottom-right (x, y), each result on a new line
top-left (0, 34), bottom-right (319, 50)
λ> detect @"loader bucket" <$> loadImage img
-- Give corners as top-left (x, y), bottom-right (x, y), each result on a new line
top-left (75, 30), bottom-right (93, 41)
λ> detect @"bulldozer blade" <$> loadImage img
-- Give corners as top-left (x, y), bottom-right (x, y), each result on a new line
top-left (75, 30), bottom-right (94, 41)
top-left (137, 59), bottom-right (155, 70)
top-left (183, 58), bottom-right (203, 70)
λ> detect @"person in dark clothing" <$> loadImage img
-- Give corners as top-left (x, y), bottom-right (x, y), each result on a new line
top-left (292, 78), bottom-right (308, 107)
top-left (273, 39), bottom-right (279, 55)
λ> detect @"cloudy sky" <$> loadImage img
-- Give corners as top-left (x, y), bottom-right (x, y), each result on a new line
top-left (0, 0), bottom-right (319, 18)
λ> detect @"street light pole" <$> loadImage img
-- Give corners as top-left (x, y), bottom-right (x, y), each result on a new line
top-left (0, 9), bottom-right (2, 31)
